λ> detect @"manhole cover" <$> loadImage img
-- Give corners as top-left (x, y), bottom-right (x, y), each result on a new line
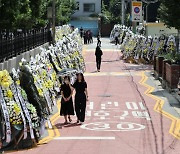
top-left (98, 94), bottom-right (112, 97)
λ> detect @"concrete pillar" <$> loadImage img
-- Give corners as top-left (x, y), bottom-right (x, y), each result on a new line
top-left (3, 61), bottom-right (8, 70)
top-left (16, 55), bottom-right (23, 69)
top-left (0, 63), bottom-right (3, 71)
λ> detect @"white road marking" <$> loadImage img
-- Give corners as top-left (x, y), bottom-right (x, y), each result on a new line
top-left (126, 102), bottom-right (139, 110)
top-left (114, 102), bottom-right (119, 107)
top-left (54, 137), bottom-right (115, 140)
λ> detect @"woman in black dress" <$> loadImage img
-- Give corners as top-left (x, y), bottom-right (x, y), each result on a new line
top-left (73, 73), bottom-right (88, 124)
top-left (95, 45), bottom-right (103, 72)
top-left (60, 76), bottom-right (74, 124)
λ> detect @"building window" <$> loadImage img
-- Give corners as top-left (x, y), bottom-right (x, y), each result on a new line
top-left (83, 3), bottom-right (95, 12)
top-left (76, 2), bottom-right (80, 10)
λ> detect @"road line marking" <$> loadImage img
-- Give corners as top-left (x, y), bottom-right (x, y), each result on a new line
top-left (114, 102), bottom-right (119, 107)
top-left (38, 100), bottom-right (61, 145)
top-left (54, 137), bottom-right (115, 140)
top-left (139, 71), bottom-right (180, 139)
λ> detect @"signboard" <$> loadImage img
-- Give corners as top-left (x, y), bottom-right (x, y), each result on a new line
top-left (132, 1), bottom-right (143, 22)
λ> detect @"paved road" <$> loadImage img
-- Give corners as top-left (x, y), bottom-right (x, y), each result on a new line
top-left (12, 38), bottom-right (180, 154)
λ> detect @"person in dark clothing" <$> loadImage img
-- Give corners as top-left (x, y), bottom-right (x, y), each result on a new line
top-left (87, 30), bottom-right (91, 44)
top-left (80, 27), bottom-right (83, 38)
top-left (60, 76), bottom-right (74, 124)
top-left (72, 73), bottom-right (88, 124)
top-left (83, 30), bottom-right (87, 44)
top-left (95, 46), bottom-right (103, 72)
top-left (85, 30), bottom-right (89, 44)
top-left (97, 34), bottom-right (101, 47)
top-left (90, 30), bottom-right (93, 43)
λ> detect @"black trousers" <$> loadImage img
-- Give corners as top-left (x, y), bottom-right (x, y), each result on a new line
top-left (96, 57), bottom-right (102, 70)
top-left (75, 94), bottom-right (86, 122)
top-left (115, 37), bottom-right (119, 45)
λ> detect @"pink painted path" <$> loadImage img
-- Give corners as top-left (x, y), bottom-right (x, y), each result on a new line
top-left (11, 39), bottom-right (180, 154)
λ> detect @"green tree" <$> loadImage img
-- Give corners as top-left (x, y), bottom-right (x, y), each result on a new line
top-left (0, 0), bottom-right (76, 29)
top-left (55, 0), bottom-right (76, 25)
top-left (0, 0), bottom-right (32, 29)
top-left (158, 0), bottom-right (180, 51)
top-left (101, 0), bottom-right (122, 24)
top-left (101, 1), bottom-right (111, 24)
top-left (29, 0), bottom-right (51, 27)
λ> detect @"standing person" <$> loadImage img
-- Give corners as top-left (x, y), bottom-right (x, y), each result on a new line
top-left (97, 34), bottom-right (101, 47)
top-left (114, 30), bottom-right (119, 45)
top-left (60, 76), bottom-right (74, 124)
top-left (87, 30), bottom-right (91, 44)
top-left (90, 30), bottom-right (93, 43)
top-left (73, 73), bottom-right (88, 124)
top-left (85, 30), bottom-right (89, 44)
top-left (83, 30), bottom-right (87, 44)
top-left (80, 27), bottom-right (83, 38)
top-left (95, 45), bottom-right (103, 72)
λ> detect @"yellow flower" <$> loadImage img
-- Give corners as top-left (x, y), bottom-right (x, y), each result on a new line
top-left (16, 80), bottom-right (20, 85)
top-left (7, 90), bottom-right (13, 98)
top-left (14, 104), bottom-right (21, 115)
top-left (52, 73), bottom-right (56, 81)
top-left (0, 70), bottom-right (13, 88)
top-left (46, 80), bottom-right (53, 88)
top-left (42, 70), bottom-right (47, 77)
top-left (37, 88), bottom-right (43, 96)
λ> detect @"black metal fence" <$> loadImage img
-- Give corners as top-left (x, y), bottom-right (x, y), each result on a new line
top-left (0, 28), bottom-right (52, 62)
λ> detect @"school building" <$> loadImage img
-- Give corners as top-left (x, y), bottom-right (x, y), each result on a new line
top-left (69, 0), bottom-right (102, 36)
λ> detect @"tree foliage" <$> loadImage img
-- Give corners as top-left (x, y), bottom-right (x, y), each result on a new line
top-left (102, 0), bottom-right (130, 24)
top-left (158, 0), bottom-right (180, 30)
top-left (56, 0), bottom-right (76, 25)
top-left (0, 0), bottom-right (76, 29)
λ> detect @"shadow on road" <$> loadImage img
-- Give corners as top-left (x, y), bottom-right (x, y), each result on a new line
top-left (151, 90), bottom-right (180, 108)
top-left (54, 122), bottom-right (81, 129)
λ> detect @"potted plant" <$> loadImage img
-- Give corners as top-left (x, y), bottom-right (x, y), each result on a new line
top-left (165, 53), bottom-right (180, 89)
top-left (155, 55), bottom-right (165, 78)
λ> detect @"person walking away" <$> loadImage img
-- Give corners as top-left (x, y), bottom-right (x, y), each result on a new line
top-left (87, 30), bottom-right (91, 44)
top-left (95, 46), bottom-right (103, 72)
top-left (97, 34), bottom-right (101, 47)
top-left (80, 27), bottom-right (83, 38)
top-left (114, 30), bottom-right (119, 45)
top-left (60, 76), bottom-right (75, 124)
top-left (90, 30), bottom-right (93, 43)
top-left (73, 73), bottom-right (88, 124)
top-left (83, 30), bottom-right (87, 44)
top-left (85, 30), bottom-right (89, 44)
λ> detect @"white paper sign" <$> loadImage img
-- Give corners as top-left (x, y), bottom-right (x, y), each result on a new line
top-left (132, 1), bottom-right (143, 22)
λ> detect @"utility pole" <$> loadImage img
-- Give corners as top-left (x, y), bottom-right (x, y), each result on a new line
top-left (121, 0), bottom-right (125, 25)
top-left (52, 0), bottom-right (56, 44)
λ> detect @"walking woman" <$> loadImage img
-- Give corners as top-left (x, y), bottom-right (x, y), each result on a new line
top-left (73, 73), bottom-right (88, 124)
top-left (95, 45), bottom-right (103, 72)
top-left (60, 76), bottom-right (75, 124)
